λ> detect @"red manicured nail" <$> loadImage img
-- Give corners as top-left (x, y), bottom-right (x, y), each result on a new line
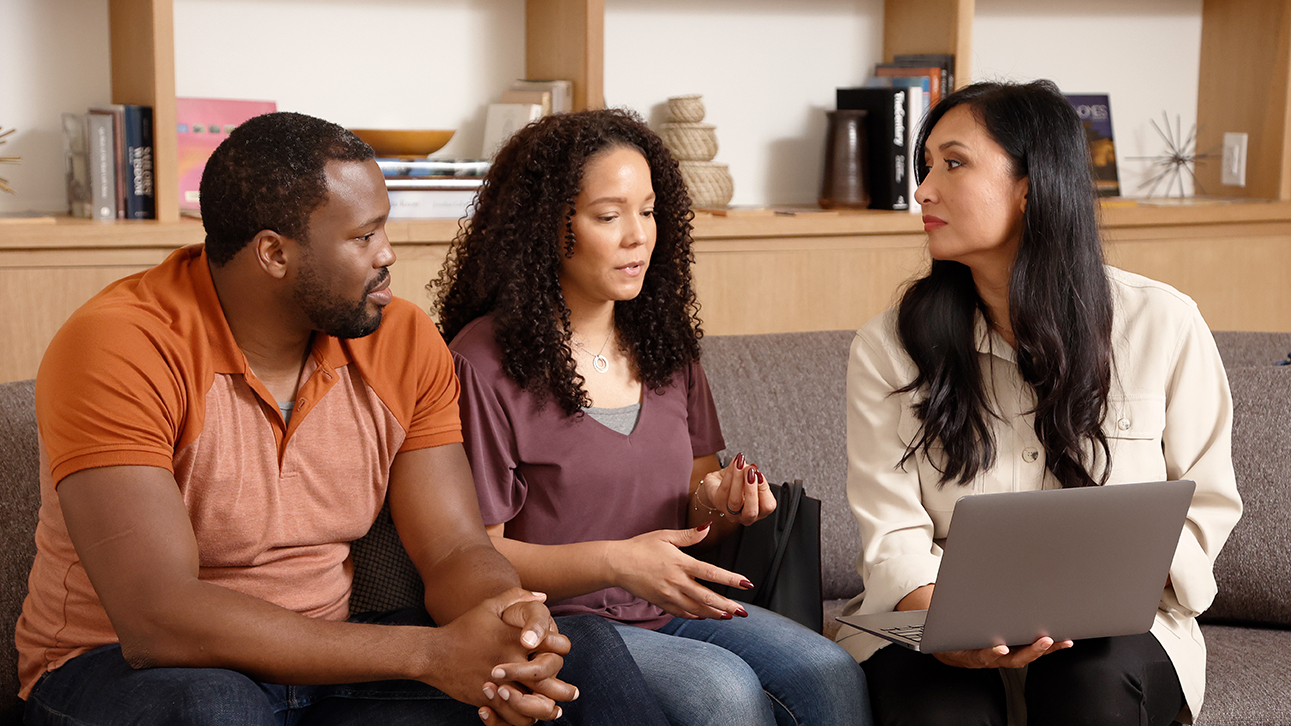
top-left (757, 472), bottom-right (767, 485)
top-left (746, 468), bottom-right (756, 484)
top-left (734, 452), bottom-right (746, 468)
top-left (697, 521), bottom-right (711, 532)
top-left (736, 608), bottom-right (749, 618)
top-left (720, 612), bottom-right (733, 620)
top-left (739, 579), bottom-right (754, 590)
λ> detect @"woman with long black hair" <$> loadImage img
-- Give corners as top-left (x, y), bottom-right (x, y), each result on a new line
top-left (838, 80), bottom-right (1242, 725)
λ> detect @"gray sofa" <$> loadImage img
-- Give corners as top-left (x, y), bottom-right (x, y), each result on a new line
top-left (2, 330), bottom-right (1289, 724)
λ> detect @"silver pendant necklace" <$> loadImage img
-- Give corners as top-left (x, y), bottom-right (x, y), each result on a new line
top-left (572, 331), bottom-right (613, 373)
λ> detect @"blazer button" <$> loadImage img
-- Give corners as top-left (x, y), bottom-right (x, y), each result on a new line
top-left (1118, 418), bottom-right (1132, 431)
top-left (1022, 448), bottom-right (1039, 463)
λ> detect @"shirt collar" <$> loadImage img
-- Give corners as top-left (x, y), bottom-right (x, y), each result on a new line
top-left (973, 309), bottom-right (1017, 363)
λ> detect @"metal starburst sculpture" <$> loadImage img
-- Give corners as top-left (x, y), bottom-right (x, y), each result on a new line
top-left (0, 127), bottom-right (17, 194)
top-left (1127, 113), bottom-right (1215, 198)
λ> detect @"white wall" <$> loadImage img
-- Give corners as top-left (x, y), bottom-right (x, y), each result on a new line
top-left (604, 0), bottom-right (884, 206)
top-left (973, 0), bottom-right (1204, 197)
top-left (0, 0), bottom-right (1208, 214)
top-left (0, 0), bottom-right (112, 214)
top-left (172, 0), bottom-right (525, 160)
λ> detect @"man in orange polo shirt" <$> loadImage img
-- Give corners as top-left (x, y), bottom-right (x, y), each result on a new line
top-left (16, 112), bottom-right (665, 726)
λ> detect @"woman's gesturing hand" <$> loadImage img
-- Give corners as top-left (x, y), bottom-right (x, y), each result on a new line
top-left (608, 525), bottom-right (754, 620)
top-left (695, 453), bottom-right (778, 526)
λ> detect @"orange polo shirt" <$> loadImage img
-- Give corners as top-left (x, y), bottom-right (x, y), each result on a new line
top-left (15, 244), bottom-right (462, 698)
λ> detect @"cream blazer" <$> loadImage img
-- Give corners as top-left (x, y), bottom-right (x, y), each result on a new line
top-left (836, 267), bottom-right (1242, 722)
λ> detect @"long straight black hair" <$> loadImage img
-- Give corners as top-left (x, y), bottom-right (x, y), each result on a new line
top-left (897, 80), bottom-right (1114, 489)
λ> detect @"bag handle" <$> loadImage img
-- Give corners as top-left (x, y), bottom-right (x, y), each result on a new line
top-left (757, 479), bottom-right (804, 605)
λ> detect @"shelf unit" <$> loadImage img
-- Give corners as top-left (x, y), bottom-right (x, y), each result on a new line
top-left (21, 0), bottom-right (1291, 240)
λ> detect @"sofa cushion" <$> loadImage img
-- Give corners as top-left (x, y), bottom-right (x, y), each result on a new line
top-left (1211, 331), bottom-right (1291, 369)
top-left (0, 380), bottom-right (39, 725)
top-left (1194, 624), bottom-right (1291, 725)
top-left (1201, 366), bottom-right (1291, 627)
top-left (702, 331), bottom-right (864, 602)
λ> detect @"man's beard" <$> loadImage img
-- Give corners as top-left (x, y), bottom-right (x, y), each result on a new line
top-left (292, 263), bottom-right (388, 339)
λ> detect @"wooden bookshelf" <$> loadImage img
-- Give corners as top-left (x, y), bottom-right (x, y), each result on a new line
top-left (3, 0), bottom-right (1288, 384)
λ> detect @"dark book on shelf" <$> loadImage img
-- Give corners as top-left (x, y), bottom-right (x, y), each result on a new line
top-left (1064, 94), bottom-right (1120, 197)
top-left (836, 87), bottom-right (910, 211)
top-left (124, 105), bottom-right (156, 219)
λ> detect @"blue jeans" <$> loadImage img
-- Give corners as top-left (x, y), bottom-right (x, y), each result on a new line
top-left (610, 604), bottom-right (873, 726)
top-left (24, 611), bottom-right (668, 726)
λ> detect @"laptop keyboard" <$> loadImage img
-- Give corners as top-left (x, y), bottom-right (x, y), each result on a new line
top-left (882, 624), bottom-right (924, 642)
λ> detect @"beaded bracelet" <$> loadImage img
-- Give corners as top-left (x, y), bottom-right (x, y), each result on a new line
top-left (691, 487), bottom-right (726, 518)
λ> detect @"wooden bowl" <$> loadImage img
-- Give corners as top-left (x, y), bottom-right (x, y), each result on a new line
top-left (349, 129), bottom-right (455, 158)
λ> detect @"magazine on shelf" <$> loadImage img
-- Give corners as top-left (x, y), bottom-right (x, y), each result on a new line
top-left (176, 98), bottom-right (278, 211)
top-left (1064, 94), bottom-right (1120, 197)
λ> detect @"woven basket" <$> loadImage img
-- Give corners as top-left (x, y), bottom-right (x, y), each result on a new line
top-left (679, 161), bottom-right (734, 208)
top-left (660, 123), bottom-right (718, 162)
top-left (667, 94), bottom-right (706, 123)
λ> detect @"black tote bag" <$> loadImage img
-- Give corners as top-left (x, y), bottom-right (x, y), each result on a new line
top-left (689, 479), bottom-right (824, 633)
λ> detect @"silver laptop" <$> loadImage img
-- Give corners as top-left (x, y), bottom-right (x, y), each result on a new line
top-left (837, 480), bottom-right (1195, 653)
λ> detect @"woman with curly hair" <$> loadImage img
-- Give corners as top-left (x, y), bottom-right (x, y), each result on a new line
top-left (433, 109), bottom-right (872, 726)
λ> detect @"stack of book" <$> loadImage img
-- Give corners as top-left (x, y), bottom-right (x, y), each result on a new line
top-left (63, 105), bottom-right (154, 220)
top-left (381, 158), bottom-right (489, 220)
top-left (482, 79), bottom-right (573, 158)
top-left (835, 53), bottom-right (955, 213)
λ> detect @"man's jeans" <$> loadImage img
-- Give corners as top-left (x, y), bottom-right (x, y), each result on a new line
top-left (24, 610), bottom-right (668, 726)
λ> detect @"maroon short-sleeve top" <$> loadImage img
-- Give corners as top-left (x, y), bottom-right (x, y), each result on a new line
top-left (449, 316), bottom-right (726, 628)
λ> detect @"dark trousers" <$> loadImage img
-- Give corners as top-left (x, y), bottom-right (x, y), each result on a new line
top-left (24, 611), bottom-right (668, 726)
top-left (862, 633), bottom-right (1184, 726)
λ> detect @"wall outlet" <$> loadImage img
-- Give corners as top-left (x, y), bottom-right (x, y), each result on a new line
top-left (1222, 132), bottom-right (1248, 187)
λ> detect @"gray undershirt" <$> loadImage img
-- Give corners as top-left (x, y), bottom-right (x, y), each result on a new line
top-left (279, 401), bottom-right (295, 426)
top-left (585, 403), bottom-right (641, 436)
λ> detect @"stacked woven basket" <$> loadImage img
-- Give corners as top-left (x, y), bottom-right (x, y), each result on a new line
top-left (659, 95), bottom-right (734, 209)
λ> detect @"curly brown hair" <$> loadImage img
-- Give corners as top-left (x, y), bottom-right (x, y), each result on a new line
top-left (432, 108), bottom-right (702, 416)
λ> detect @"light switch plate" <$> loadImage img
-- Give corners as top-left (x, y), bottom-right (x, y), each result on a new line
top-left (1222, 132), bottom-right (1248, 187)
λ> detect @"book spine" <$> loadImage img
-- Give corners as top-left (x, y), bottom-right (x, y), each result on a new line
top-left (123, 106), bottom-right (156, 219)
top-left (891, 89), bottom-right (909, 211)
top-left (386, 189), bottom-right (479, 220)
top-left (87, 114), bottom-right (117, 221)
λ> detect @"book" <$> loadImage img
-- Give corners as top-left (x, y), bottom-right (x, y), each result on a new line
top-left (511, 79), bottom-right (572, 114)
top-left (866, 74), bottom-right (930, 104)
top-left (904, 87), bottom-right (926, 214)
top-left (60, 113), bottom-right (92, 218)
top-left (117, 105), bottom-right (155, 219)
top-left (386, 187), bottom-right (480, 220)
top-left (1064, 94), bottom-right (1120, 197)
top-left (893, 53), bottom-right (955, 99)
top-left (500, 89), bottom-right (552, 117)
top-left (176, 98), bottom-right (278, 211)
top-left (875, 64), bottom-right (942, 107)
top-left (376, 158), bottom-right (490, 178)
top-left (481, 103), bottom-right (544, 158)
top-left (88, 106), bottom-right (127, 218)
top-left (836, 87), bottom-right (910, 211)
top-left (384, 177), bottom-right (484, 190)
top-left (87, 113), bottom-right (117, 220)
